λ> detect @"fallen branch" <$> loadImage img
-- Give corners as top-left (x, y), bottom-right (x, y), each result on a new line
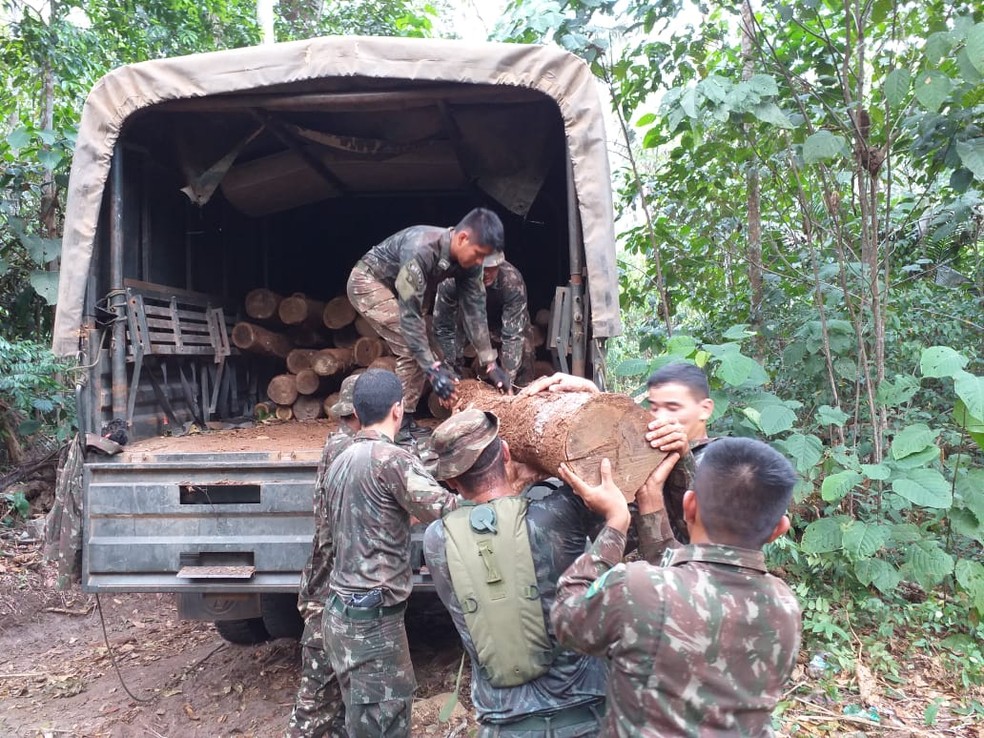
top-left (44, 605), bottom-right (95, 616)
top-left (0, 672), bottom-right (44, 679)
top-left (0, 445), bottom-right (63, 493)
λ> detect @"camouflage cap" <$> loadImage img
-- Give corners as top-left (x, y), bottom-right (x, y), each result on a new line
top-left (329, 375), bottom-right (358, 418)
top-left (430, 409), bottom-right (500, 480)
top-left (482, 250), bottom-right (505, 268)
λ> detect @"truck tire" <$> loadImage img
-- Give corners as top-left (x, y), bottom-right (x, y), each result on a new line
top-left (260, 593), bottom-right (305, 640)
top-left (214, 617), bottom-right (271, 645)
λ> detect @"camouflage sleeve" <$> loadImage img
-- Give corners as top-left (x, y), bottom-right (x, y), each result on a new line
top-left (498, 273), bottom-right (528, 380)
top-left (550, 525), bottom-right (630, 656)
top-left (394, 253), bottom-right (438, 369)
top-left (398, 453), bottom-right (460, 523)
top-left (432, 278), bottom-right (460, 366)
top-left (636, 510), bottom-right (676, 564)
top-left (457, 271), bottom-right (497, 366)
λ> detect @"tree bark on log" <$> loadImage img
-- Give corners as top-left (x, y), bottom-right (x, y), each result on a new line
top-left (353, 336), bottom-right (387, 367)
top-left (232, 322), bottom-right (293, 359)
top-left (245, 288), bottom-right (284, 322)
top-left (278, 293), bottom-right (326, 329)
top-left (453, 380), bottom-right (663, 499)
top-left (311, 348), bottom-right (354, 376)
top-left (267, 374), bottom-right (299, 406)
top-left (323, 392), bottom-right (340, 417)
top-left (323, 296), bottom-right (357, 329)
top-left (293, 395), bottom-right (324, 420)
top-left (286, 348), bottom-right (317, 374)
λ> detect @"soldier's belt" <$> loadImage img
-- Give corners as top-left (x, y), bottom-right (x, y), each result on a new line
top-left (328, 594), bottom-right (407, 621)
top-left (484, 699), bottom-right (605, 730)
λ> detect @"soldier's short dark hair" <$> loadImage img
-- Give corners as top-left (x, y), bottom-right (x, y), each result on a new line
top-left (454, 437), bottom-right (506, 490)
top-left (647, 362), bottom-right (710, 400)
top-left (353, 369), bottom-right (403, 426)
top-left (693, 437), bottom-right (795, 548)
top-left (457, 208), bottom-right (504, 252)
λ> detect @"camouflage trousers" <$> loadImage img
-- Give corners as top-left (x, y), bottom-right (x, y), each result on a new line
top-left (347, 264), bottom-right (426, 413)
top-left (323, 603), bottom-right (416, 738)
top-left (286, 616), bottom-right (347, 738)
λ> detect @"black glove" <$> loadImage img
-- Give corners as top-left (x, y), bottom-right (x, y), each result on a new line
top-left (486, 363), bottom-right (512, 393)
top-left (425, 363), bottom-right (458, 400)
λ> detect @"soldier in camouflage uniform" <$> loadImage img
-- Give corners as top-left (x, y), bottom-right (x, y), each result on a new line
top-left (551, 437), bottom-right (802, 737)
top-left (321, 369), bottom-right (459, 738)
top-left (433, 258), bottom-right (534, 386)
top-left (287, 375), bottom-right (360, 738)
top-left (422, 409), bottom-right (610, 736)
top-left (346, 208), bottom-right (512, 433)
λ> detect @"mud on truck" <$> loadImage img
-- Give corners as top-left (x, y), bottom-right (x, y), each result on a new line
top-left (50, 36), bottom-right (621, 644)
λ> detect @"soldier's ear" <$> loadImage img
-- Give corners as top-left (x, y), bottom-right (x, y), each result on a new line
top-left (682, 489), bottom-right (698, 525)
top-left (765, 515), bottom-right (791, 544)
top-left (698, 397), bottom-right (714, 422)
top-left (500, 440), bottom-right (511, 464)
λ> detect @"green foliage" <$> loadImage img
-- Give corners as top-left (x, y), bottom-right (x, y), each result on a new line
top-left (0, 336), bottom-right (77, 456)
top-left (1, 490), bottom-right (30, 526)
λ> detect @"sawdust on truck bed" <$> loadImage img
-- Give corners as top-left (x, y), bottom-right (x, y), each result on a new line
top-left (123, 419), bottom-right (339, 457)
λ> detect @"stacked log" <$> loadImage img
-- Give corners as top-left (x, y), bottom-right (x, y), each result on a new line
top-left (238, 287), bottom-right (562, 422)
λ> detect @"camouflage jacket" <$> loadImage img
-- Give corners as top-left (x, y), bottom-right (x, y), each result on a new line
top-left (433, 260), bottom-right (529, 379)
top-left (326, 428), bottom-right (459, 606)
top-left (422, 482), bottom-right (608, 724)
top-left (551, 527), bottom-right (802, 737)
top-left (358, 225), bottom-right (496, 369)
top-left (296, 424), bottom-right (357, 638)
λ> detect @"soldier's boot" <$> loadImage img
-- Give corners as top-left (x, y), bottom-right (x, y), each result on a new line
top-left (396, 415), bottom-right (429, 446)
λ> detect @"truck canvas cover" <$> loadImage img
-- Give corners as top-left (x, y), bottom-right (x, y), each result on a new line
top-left (52, 35), bottom-right (621, 357)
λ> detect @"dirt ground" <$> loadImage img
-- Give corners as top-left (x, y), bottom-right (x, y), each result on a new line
top-left (1, 520), bottom-right (982, 738)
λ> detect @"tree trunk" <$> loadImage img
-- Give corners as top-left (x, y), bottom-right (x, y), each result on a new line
top-left (279, 293), bottom-right (326, 329)
top-left (266, 374), bottom-right (299, 406)
top-left (293, 395), bottom-right (324, 420)
top-left (244, 288), bottom-right (284, 322)
top-left (232, 322), bottom-right (293, 358)
top-left (741, 0), bottom-right (764, 351)
top-left (353, 336), bottom-right (387, 367)
top-left (322, 296), bottom-right (357, 329)
top-left (453, 380), bottom-right (664, 498)
top-left (286, 348), bottom-right (317, 374)
top-left (311, 348), bottom-right (354, 376)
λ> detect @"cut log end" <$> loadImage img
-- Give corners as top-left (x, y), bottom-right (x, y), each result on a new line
top-left (323, 296), bottom-right (357, 330)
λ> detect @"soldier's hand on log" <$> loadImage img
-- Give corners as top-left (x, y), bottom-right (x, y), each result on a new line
top-left (518, 372), bottom-right (600, 396)
top-left (426, 363), bottom-right (459, 401)
top-left (634, 452), bottom-right (682, 515)
top-left (559, 458), bottom-right (630, 533)
top-left (486, 363), bottom-right (513, 394)
top-left (645, 419), bottom-right (689, 454)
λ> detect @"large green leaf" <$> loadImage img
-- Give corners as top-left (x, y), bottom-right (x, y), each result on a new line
top-left (890, 445), bottom-right (941, 470)
top-left (782, 433), bottom-right (823, 474)
top-left (757, 404), bottom-right (797, 436)
top-left (751, 102), bottom-right (793, 128)
top-left (913, 70), bottom-right (952, 112)
top-left (665, 335), bottom-right (697, 357)
top-left (803, 130), bottom-right (847, 164)
top-left (6, 127), bottom-right (30, 151)
top-left (956, 139), bottom-right (984, 181)
top-left (954, 371), bottom-right (984, 419)
top-left (955, 469), bottom-right (984, 522)
top-left (953, 399), bottom-right (984, 452)
top-left (966, 22), bottom-right (984, 75)
top-left (801, 517), bottom-right (844, 554)
top-left (957, 48), bottom-right (983, 84)
top-left (919, 346), bottom-right (968, 378)
top-left (924, 31), bottom-right (953, 66)
top-left (854, 558), bottom-right (901, 594)
top-left (890, 424), bottom-right (937, 459)
top-left (29, 271), bottom-right (60, 306)
top-left (884, 68), bottom-right (910, 108)
top-left (842, 521), bottom-right (889, 559)
top-left (890, 523), bottom-right (924, 545)
top-left (22, 235), bottom-right (62, 265)
top-left (816, 405), bottom-right (849, 427)
top-left (860, 463), bottom-right (890, 481)
top-left (904, 541), bottom-right (954, 589)
top-left (955, 559), bottom-right (984, 614)
top-left (892, 468), bottom-right (952, 508)
top-left (746, 73), bottom-right (779, 97)
top-left (716, 352), bottom-right (769, 387)
top-left (949, 509), bottom-right (983, 545)
top-left (615, 358), bottom-right (650, 378)
top-left (821, 470), bottom-right (862, 503)
top-left (876, 375), bottom-right (920, 407)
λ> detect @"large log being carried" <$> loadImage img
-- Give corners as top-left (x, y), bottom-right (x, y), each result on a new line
top-left (454, 380), bottom-right (664, 499)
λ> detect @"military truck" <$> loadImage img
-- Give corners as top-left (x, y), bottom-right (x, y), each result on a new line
top-left (51, 36), bottom-right (621, 643)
